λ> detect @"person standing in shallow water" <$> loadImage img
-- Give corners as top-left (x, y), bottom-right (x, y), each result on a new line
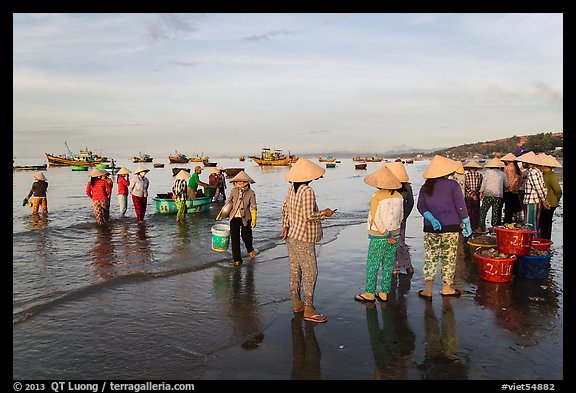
top-left (128, 165), bottom-right (150, 223)
top-left (416, 155), bottom-right (472, 300)
top-left (172, 169), bottom-right (191, 223)
top-left (217, 171), bottom-right (257, 266)
top-left (26, 172), bottom-right (49, 216)
top-left (116, 167), bottom-right (131, 217)
top-left (281, 158), bottom-right (336, 324)
top-left (86, 168), bottom-right (112, 225)
top-left (354, 166), bottom-right (403, 304)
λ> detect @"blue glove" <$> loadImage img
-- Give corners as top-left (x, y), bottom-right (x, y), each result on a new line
top-left (423, 211), bottom-right (442, 231)
top-left (462, 216), bottom-right (472, 237)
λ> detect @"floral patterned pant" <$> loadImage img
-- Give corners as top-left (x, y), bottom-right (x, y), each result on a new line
top-left (480, 195), bottom-right (503, 230)
top-left (286, 238), bottom-right (318, 307)
top-left (92, 200), bottom-right (108, 225)
top-left (365, 237), bottom-right (398, 294)
top-left (423, 232), bottom-right (459, 285)
top-left (32, 197), bottom-right (48, 215)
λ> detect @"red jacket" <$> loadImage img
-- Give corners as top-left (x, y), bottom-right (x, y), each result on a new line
top-left (86, 178), bottom-right (112, 201)
top-left (117, 175), bottom-right (130, 195)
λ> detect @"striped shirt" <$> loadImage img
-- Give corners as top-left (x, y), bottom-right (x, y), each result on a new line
top-left (464, 171), bottom-right (483, 198)
top-left (172, 178), bottom-right (188, 201)
top-left (281, 184), bottom-right (326, 243)
top-left (523, 167), bottom-right (548, 205)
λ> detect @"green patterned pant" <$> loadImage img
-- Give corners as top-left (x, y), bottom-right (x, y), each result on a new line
top-left (480, 195), bottom-right (503, 230)
top-left (423, 232), bottom-right (459, 285)
top-left (365, 237), bottom-right (398, 294)
top-left (175, 200), bottom-right (186, 220)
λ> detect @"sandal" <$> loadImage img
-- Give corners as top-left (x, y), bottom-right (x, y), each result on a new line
top-left (354, 293), bottom-right (376, 303)
top-left (418, 290), bottom-right (432, 301)
top-left (441, 289), bottom-right (462, 297)
top-left (375, 292), bottom-right (388, 302)
top-left (303, 313), bottom-right (328, 323)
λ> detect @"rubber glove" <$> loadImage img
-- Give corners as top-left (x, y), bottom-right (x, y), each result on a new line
top-left (462, 216), bottom-right (472, 237)
top-left (423, 211), bottom-right (442, 231)
top-left (251, 210), bottom-right (257, 228)
top-left (215, 211), bottom-right (222, 221)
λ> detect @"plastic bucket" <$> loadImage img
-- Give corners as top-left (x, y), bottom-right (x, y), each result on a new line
top-left (467, 238), bottom-right (497, 254)
top-left (514, 253), bottom-right (552, 280)
top-left (531, 238), bottom-right (554, 251)
top-left (204, 186), bottom-right (216, 198)
top-left (494, 227), bottom-right (536, 256)
top-left (474, 251), bottom-right (517, 283)
top-left (211, 224), bottom-right (231, 252)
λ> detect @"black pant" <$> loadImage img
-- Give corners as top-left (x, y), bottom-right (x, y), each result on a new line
top-left (503, 191), bottom-right (522, 223)
top-left (538, 206), bottom-right (556, 240)
top-left (230, 217), bottom-right (254, 262)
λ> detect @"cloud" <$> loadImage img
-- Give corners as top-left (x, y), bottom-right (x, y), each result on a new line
top-left (141, 13), bottom-right (201, 44)
top-left (532, 81), bottom-right (563, 113)
top-left (243, 28), bottom-right (305, 42)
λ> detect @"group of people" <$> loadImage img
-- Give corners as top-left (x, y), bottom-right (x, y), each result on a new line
top-left (462, 151), bottom-right (562, 240)
top-left (23, 149), bottom-right (561, 326)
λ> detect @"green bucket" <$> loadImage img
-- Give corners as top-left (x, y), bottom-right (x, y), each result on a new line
top-left (204, 186), bottom-right (216, 198)
top-left (211, 224), bottom-right (230, 252)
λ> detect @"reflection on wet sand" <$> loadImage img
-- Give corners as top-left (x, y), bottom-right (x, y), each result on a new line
top-left (90, 226), bottom-right (117, 280)
top-left (213, 263), bottom-right (264, 349)
top-left (362, 264), bottom-right (417, 379)
top-left (418, 299), bottom-right (468, 380)
top-left (291, 313), bottom-right (321, 380)
top-left (30, 214), bottom-right (49, 231)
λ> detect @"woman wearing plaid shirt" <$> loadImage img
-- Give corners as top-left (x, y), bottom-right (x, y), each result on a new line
top-left (281, 158), bottom-right (336, 323)
top-left (463, 161), bottom-right (483, 233)
top-left (517, 152), bottom-right (549, 233)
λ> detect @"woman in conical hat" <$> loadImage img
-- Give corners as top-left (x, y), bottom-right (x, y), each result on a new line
top-left (116, 167), bottom-right (131, 217)
top-left (536, 154), bottom-right (562, 240)
top-left (281, 158), bottom-right (335, 323)
top-left (416, 156), bottom-right (471, 299)
top-left (26, 172), bottom-right (49, 216)
top-left (86, 167), bottom-right (112, 225)
top-left (128, 165), bottom-right (151, 223)
top-left (383, 161), bottom-right (414, 275)
top-left (462, 160), bottom-right (484, 233)
top-left (478, 157), bottom-right (508, 232)
top-left (501, 153), bottom-right (524, 224)
top-left (354, 166), bottom-right (403, 304)
top-left (172, 170), bottom-right (191, 222)
top-left (219, 171), bottom-right (257, 266)
top-left (516, 151), bottom-right (549, 233)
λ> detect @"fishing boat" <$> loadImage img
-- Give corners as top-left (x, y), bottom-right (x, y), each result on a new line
top-left (355, 163), bottom-right (367, 170)
top-left (250, 147), bottom-right (293, 166)
top-left (239, 156), bottom-right (245, 161)
top-left (45, 142), bottom-right (105, 167)
top-left (168, 150), bottom-right (189, 164)
top-left (172, 167), bottom-right (191, 176)
top-left (95, 164), bottom-right (110, 169)
top-left (364, 155), bottom-right (383, 162)
top-left (133, 153), bottom-right (153, 163)
top-left (352, 156), bottom-right (365, 162)
top-left (71, 166), bottom-right (89, 171)
top-left (153, 163), bottom-right (165, 168)
top-left (318, 155), bottom-right (337, 162)
top-left (203, 161), bottom-right (218, 167)
top-left (325, 163), bottom-right (336, 168)
top-left (188, 153), bottom-right (209, 163)
top-left (13, 164), bottom-right (47, 171)
top-left (153, 196), bottom-right (212, 214)
top-left (224, 167), bottom-right (244, 177)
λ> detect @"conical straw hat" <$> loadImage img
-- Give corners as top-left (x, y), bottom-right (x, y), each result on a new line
top-left (89, 168), bottom-right (107, 178)
top-left (538, 154), bottom-right (562, 168)
top-left (134, 165), bottom-right (150, 174)
top-left (463, 160), bottom-right (482, 169)
top-left (210, 168), bottom-right (220, 174)
top-left (423, 155), bottom-right (461, 179)
top-left (484, 157), bottom-right (504, 168)
top-left (175, 169), bottom-right (191, 180)
top-left (515, 151), bottom-right (539, 165)
top-left (32, 172), bottom-right (47, 181)
top-left (364, 166), bottom-right (402, 189)
top-left (117, 167), bottom-right (131, 175)
top-left (455, 161), bottom-right (465, 174)
top-left (382, 161), bottom-right (409, 182)
top-left (285, 158), bottom-right (325, 183)
top-left (230, 171), bottom-right (255, 183)
top-left (500, 152), bottom-right (517, 162)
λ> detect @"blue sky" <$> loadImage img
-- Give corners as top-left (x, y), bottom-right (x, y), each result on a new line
top-left (13, 13), bottom-right (563, 159)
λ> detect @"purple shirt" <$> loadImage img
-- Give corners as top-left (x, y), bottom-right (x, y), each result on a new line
top-left (417, 177), bottom-right (469, 232)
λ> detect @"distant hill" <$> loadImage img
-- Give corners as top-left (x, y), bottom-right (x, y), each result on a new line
top-left (431, 132), bottom-right (563, 158)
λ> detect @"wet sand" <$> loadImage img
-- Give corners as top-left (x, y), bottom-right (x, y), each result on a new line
top-left (198, 222), bottom-right (563, 381)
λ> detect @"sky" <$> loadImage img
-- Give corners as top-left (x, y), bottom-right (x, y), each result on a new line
top-left (13, 13), bottom-right (563, 160)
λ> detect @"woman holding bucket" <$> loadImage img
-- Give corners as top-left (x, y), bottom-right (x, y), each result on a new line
top-left (416, 155), bottom-right (472, 300)
top-left (281, 158), bottom-right (336, 323)
top-left (216, 171), bottom-right (257, 266)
